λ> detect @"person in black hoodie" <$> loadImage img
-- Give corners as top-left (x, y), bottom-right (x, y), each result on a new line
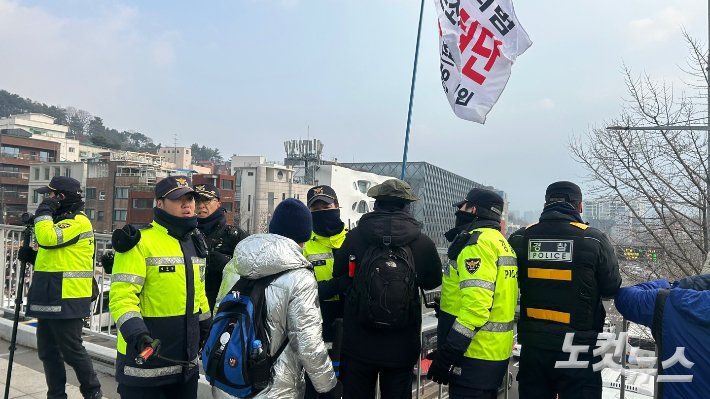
top-left (331, 179), bottom-right (442, 399)
top-left (193, 183), bottom-right (248, 312)
top-left (508, 181), bottom-right (622, 399)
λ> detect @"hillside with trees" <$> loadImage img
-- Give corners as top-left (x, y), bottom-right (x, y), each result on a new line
top-left (0, 90), bottom-right (222, 159)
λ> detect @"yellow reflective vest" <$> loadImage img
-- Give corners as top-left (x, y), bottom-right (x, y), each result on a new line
top-left (439, 225), bottom-right (517, 389)
top-left (303, 227), bottom-right (347, 301)
top-left (109, 221), bottom-right (211, 386)
top-left (26, 212), bottom-right (95, 319)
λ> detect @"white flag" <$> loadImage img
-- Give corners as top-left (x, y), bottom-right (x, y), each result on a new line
top-left (435, 0), bottom-right (532, 123)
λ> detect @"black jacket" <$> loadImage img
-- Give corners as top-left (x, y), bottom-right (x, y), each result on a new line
top-left (332, 210), bottom-right (442, 368)
top-left (508, 203), bottom-right (622, 351)
top-left (201, 217), bottom-right (248, 311)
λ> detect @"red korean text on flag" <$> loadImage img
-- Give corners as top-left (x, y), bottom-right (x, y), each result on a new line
top-left (435, 0), bottom-right (532, 123)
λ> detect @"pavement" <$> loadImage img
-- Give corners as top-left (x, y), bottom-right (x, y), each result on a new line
top-left (0, 338), bottom-right (117, 399)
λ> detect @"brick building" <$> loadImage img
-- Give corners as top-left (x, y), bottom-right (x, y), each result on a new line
top-left (0, 129), bottom-right (59, 224)
top-left (84, 151), bottom-right (174, 233)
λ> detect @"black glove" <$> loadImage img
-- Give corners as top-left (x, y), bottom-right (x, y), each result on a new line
top-left (112, 225), bottom-right (142, 253)
top-left (320, 380), bottom-right (343, 399)
top-left (18, 247), bottom-right (37, 264)
top-left (433, 297), bottom-right (441, 319)
top-left (135, 333), bottom-right (159, 354)
top-left (100, 252), bottom-right (114, 274)
top-left (426, 346), bottom-right (459, 385)
top-left (36, 197), bottom-right (61, 217)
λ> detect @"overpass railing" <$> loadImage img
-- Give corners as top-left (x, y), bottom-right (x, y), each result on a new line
top-left (0, 224), bottom-right (117, 339)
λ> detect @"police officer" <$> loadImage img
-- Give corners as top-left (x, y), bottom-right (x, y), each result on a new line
top-left (508, 181), bottom-right (622, 399)
top-left (302, 185), bottom-right (347, 399)
top-left (109, 176), bottom-right (212, 399)
top-left (427, 189), bottom-right (517, 399)
top-left (193, 183), bottom-right (248, 312)
top-left (20, 176), bottom-right (103, 399)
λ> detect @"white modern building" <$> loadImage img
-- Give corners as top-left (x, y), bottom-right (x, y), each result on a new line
top-left (311, 164), bottom-right (391, 229)
top-left (232, 156), bottom-right (394, 233)
top-left (27, 162), bottom-right (88, 214)
top-left (232, 155), bottom-right (311, 233)
top-left (0, 114), bottom-right (109, 162)
top-left (159, 147), bottom-right (192, 169)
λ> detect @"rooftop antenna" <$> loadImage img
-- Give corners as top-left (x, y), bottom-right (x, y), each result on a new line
top-left (173, 134), bottom-right (178, 164)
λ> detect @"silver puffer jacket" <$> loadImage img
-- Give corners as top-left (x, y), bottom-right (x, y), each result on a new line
top-left (212, 234), bottom-right (337, 399)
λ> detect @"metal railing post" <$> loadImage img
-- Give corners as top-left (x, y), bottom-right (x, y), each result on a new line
top-left (620, 318), bottom-right (627, 399)
top-left (416, 298), bottom-right (423, 399)
top-left (505, 363), bottom-right (510, 399)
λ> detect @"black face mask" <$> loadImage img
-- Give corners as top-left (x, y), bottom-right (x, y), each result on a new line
top-left (444, 211), bottom-right (478, 242)
top-left (196, 207), bottom-right (225, 235)
top-left (312, 208), bottom-right (344, 237)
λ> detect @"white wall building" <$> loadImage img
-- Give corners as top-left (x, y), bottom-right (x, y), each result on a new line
top-left (0, 114), bottom-right (109, 162)
top-left (232, 155), bottom-right (311, 233)
top-left (27, 162), bottom-right (88, 214)
top-left (159, 147), bottom-right (192, 169)
top-left (312, 164), bottom-right (391, 229)
top-left (232, 155), bottom-right (395, 233)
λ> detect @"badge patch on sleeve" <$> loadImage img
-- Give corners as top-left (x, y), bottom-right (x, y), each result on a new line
top-left (464, 258), bottom-right (481, 274)
top-left (57, 223), bottom-right (71, 229)
top-left (528, 240), bottom-right (573, 262)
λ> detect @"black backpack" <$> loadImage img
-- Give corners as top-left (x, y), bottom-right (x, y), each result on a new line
top-left (351, 243), bottom-right (418, 329)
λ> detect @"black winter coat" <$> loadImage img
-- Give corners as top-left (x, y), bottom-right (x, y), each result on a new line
top-left (332, 210), bottom-right (442, 368)
top-left (201, 217), bottom-right (248, 311)
top-left (508, 203), bottom-right (622, 351)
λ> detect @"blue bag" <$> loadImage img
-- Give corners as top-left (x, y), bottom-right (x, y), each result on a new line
top-left (203, 271), bottom-right (289, 397)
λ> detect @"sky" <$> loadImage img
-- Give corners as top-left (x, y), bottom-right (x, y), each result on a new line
top-left (0, 0), bottom-right (708, 211)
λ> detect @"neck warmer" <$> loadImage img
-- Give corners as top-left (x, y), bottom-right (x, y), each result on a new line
top-left (374, 200), bottom-right (411, 214)
top-left (55, 192), bottom-right (84, 218)
top-left (542, 202), bottom-right (584, 223)
top-left (197, 207), bottom-right (226, 236)
top-left (444, 210), bottom-right (478, 242)
top-left (312, 208), bottom-right (344, 237)
top-left (153, 207), bottom-right (198, 240)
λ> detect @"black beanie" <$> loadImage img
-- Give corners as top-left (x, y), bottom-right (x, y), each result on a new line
top-left (269, 198), bottom-right (313, 244)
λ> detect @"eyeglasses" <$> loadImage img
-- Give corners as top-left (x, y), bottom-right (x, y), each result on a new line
top-left (195, 196), bottom-right (217, 204)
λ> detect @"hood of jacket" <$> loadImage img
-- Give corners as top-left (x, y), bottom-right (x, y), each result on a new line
top-left (228, 234), bottom-right (312, 279)
top-left (357, 210), bottom-right (421, 247)
top-left (670, 274), bottom-right (710, 327)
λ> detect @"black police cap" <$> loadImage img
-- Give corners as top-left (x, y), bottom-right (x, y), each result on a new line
top-left (155, 176), bottom-right (194, 199)
top-left (307, 185), bottom-right (338, 207)
top-left (193, 183), bottom-right (220, 200)
top-left (36, 176), bottom-right (82, 194)
top-left (545, 181), bottom-right (583, 203)
top-left (453, 188), bottom-right (504, 216)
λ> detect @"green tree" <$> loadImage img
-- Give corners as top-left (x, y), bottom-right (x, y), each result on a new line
top-left (88, 116), bottom-right (106, 137)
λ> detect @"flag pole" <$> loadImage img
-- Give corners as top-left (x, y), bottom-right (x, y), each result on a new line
top-left (401, 0), bottom-right (427, 181)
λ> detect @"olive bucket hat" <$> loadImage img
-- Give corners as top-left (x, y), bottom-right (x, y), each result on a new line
top-left (367, 179), bottom-right (419, 202)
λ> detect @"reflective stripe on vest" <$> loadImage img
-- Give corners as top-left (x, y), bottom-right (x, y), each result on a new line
top-left (199, 312), bottom-right (211, 321)
top-left (460, 279), bottom-right (495, 292)
top-left (526, 307), bottom-right (570, 324)
top-left (306, 253), bottom-right (334, 262)
top-left (62, 271), bottom-right (94, 278)
top-left (117, 311), bottom-right (143, 331)
top-left (145, 256), bottom-right (184, 266)
top-left (528, 267), bottom-right (572, 281)
top-left (112, 273), bottom-right (145, 286)
top-left (123, 357), bottom-right (198, 378)
top-left (29, 304), bottom-right (61, 313)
